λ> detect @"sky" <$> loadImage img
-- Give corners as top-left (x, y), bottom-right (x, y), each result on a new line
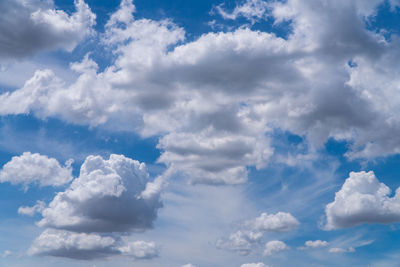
top-left (2, 0), bottom-right (400, 266)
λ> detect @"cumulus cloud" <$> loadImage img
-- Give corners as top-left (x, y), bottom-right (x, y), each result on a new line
top-left (37, 154), bottom-right (161, 233)
top-left (264, 240), bottom-right (289, 256)
top-left (0, 152), bottom-right (73, 189)
top-left (246, 212), bottom-right (300, 232)
top-left (0, 0), bottom-right (95, 60)
top-left (28, 229), bottom-right (158, 260)
top-left (217, 211), bottom-right (298, 255)
top-left (216, 230), bottom-right (262, 255)
top-left (325, 171), bottom-right (400, 230)
top-left (23, 153), bottom-right (161, 259)
top-left (2, 0), bottom-right (400, 186)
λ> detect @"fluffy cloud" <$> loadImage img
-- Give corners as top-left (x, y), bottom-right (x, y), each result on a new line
top-left (37, 154), bottom-right (161, 233)
top-left (217, 211), bottom-right (298, 255)
top-left (216, 230), bottom-right (262, 255)
top-left (18, 200), bottom-right (45, 216)
top-left (28, 229), bottom-right (158, 260)
top-left (23, 153), bottom-right (161, 259)
top-left (2, 0), bottom-right (400, 186)
top-left (264, 240), bottom-right (289, 256)
top-left (305, 240), bottom-right (329, 248)
top-left (247, 212), bottom-right (299, 232)
top-left (0, 0), bottom-right (95, 60)
top-left (325, 171), bottom-right (400, 230)
top-left (180, 264), bottom-right (197, 267)
top-left (0, 152), bottom-right (73, 189)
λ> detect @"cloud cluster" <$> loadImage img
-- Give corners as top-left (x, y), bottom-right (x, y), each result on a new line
top-left (0, 152), bottom-right (73, 189)
top-left (325, 171), bottom-right (400, 230)
top-left (241, 263), bottom-right (268, 267)
top-left (217, 211), bottom-right (298, 255)
top-left (2, 0), bottom-right (400, 185)
top-left (0, 0), bottom-right (95, 60)
top-left (21, 154), bottom-right (161, 259)
top-left (213, 0), bottom-right (270, 23)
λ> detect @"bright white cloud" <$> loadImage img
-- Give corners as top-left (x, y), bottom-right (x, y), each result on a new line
top-left (0, 152), bottom-right (73, 189)
top-left (325, 171), bottom-right (400, 230)
top-left (264, 240), bottom-right (289, 256)
top-left (0, 0), bottom-right (95, 60)
top-left (247, 212), bottom-right (300, 232)
top-left (37, 154), bottom-right (161, 233)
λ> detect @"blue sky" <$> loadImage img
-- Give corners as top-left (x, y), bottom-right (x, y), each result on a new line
top-left (1, 0), bottom-right (400, 266)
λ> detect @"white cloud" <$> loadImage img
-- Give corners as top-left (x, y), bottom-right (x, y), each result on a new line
top-left (325, 171), bottom-right (400, 230)
top-left (305, 240), bottom-right (329, 248)
top-left (37, 154), bottom-right (161, 233)
top-left (28, 229), bottom-right (158, 260)
top-left (180, 264), bottom-right (196, 267)
top-left (214, 0), bottom-right (270, 23)
top-left (217, 211), bottom-right (298, 255)
top-left (0, 0), bottom-right (95, 60)
top-left (18, 200), bottom-right (46, 216)
top-left (0, 152), bottom-right (73, 189)
top-left (263, 240), bottom-right (289, 256)
top-left (329, 247), bottom-right (355, 254)
top-left (241, 263), bottom-right (268, 267)
top-left (216, 230), bottom-right (262, 255)
top-left (247, 212), bottom-right (300, 232)
top-left (2, 0), bottom-right (400, 187)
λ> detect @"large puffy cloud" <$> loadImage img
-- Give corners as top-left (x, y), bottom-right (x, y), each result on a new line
top-left (2, 0), bottom-right (400, 185)
top-left (23, 153), bottom-right (161, 259)
top-left (0, 0), bottom-right (95, 60)
top-left (37, 154), bottom-right (161, 233)
top-left (325, 171), bottom-right (400, 230)
top-left (0, 152), bottom-right (73, 188)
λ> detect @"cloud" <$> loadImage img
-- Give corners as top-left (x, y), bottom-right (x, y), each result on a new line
top-left (329, 247), bottom-right (355, 254)
top-left (180, 264), bottom-right (197, 267)
top-left (37, 154), bottom-right (161, 233)
top-left (21, 153), bottom-right (161, 260)
top-left (246, 212), bottom-right (300, 232)
top-left (0, 0), bottom-right (95, 60)
top-left (216, 230), bottom-right (262, 255)
top-left (325, 171), bottom-right (400, 230)
top-left (217, 211), bottom-right (298, 255)
top-left (263, 240), bottom-right (289, 256)
top-left (0, 152), bottom-right (73, 189)
top-left (2, 0), bottom-right (400, 187)
top-left (28, 229), bottom-right (159, 260)
top-left (18, 200), bottom-right (46, 216)
top-left (0, 250), bottom-right (11, 258)
top-left (213, 0), bottom-right (270, 23)
top-left (298, 240), bottom-right (329, 250)
top-left (241, 263), bottom-right (268, 267)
